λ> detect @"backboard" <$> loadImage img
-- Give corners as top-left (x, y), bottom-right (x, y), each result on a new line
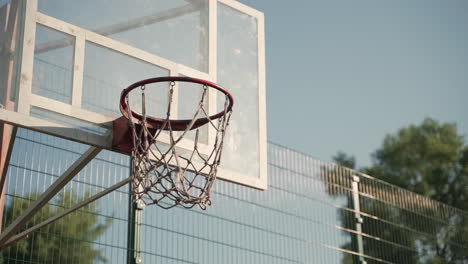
top-left (0, 0), bottom-right (266, 189)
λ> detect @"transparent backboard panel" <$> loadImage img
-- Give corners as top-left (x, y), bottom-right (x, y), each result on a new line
top-left (218, 3), bottom-right (260, 177)
top-left (83, 42), bottom-right (169, 116)
top-left (178, 80), bottom-right (211, 143)
top-left (32, 24), bottom-right (74, 104)
top-left (1, 0), bottom-right (266, 189)
top-left (37, 0), bottom-right (209, 72)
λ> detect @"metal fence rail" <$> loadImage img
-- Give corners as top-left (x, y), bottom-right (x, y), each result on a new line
top-left (1, 131), bottom-right (467, 263)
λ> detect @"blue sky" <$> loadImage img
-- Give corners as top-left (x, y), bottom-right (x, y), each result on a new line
top-left (239, 0), bottom-right (468, 167)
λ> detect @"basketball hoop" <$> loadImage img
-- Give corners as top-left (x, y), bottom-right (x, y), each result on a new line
top-left (113, 77), bottom-right (234, 209)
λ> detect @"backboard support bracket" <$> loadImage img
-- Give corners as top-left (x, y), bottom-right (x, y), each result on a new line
top-left (0, 108), bottom-right (111, 148)
top-left (0, 175), bottom-right (131, 250)
top-left (0, 145), bottom-right (102, 247)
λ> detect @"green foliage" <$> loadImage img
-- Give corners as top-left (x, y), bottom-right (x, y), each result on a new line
top-left (367, 118), bottom-right (468, 209)
top-left (332, 118), bottom-right (468, 263)
top-left (333, 151), bottom-right (356, 169)
top-left (1, 191), bottom-right (111, 264)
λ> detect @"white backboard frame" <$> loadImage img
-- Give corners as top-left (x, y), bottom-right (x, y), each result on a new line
top-left (5, 0), bottom-right (267, 190)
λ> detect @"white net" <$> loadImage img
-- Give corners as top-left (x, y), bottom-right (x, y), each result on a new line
top-left (125, 80), bottom-right (232, 209)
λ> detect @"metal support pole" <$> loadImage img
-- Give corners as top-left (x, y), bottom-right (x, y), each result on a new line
top-left (0, 145), bottom-right (102, 245)
top-left (352, 175), bottom-right (367, 264)
top-left (0, 176), bottom-right (131, 250)
top-left (0, 126), bottom-right (16, 192)
top-left (0, 126), bottom-right (16, 231)
top-left (126, 157), bottom-right (144, 264)
top-left (127, 183), bottom-right (135, 264)
top-left (127, 195), bottom-right (145, 264)
top-left (134, 200), bottom-right (145, 264)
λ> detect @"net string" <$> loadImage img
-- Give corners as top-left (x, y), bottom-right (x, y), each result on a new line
top-left (125, 81), bottom-right (232, 209)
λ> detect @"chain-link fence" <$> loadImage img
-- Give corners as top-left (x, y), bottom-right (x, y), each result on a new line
top-left (1, 131), bottom-right (467, 263)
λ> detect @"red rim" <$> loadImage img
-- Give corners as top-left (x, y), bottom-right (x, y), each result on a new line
top-left (120, 76), bottom-right (234, 131)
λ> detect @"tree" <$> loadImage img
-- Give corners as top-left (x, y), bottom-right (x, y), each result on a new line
top-left (1, 191), bottom-right (111, 264)
top-left (334, 118), bottom-right (468, 263)
top-left (367, 118), bottom-right (468, 210)
top-left (333, 151), bottom-right (356, 170)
